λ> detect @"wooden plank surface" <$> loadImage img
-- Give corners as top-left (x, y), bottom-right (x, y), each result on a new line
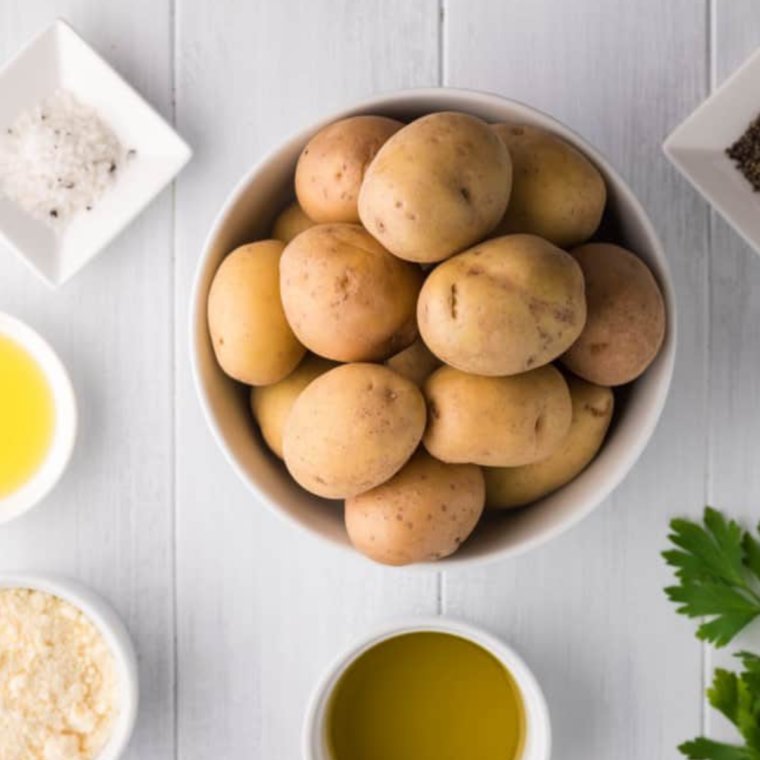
top-left (173, 2), bottom-right (440, 758)
top-left (3, 1), bottom-right (760, 758)
top-left (442, 1), bottom-right (710, 757)
top-left (0, 4), bottom-right (176, 760)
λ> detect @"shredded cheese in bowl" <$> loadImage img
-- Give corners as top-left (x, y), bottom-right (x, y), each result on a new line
top-left (0, 90), bottom-right (128, 228)
top-left (0, 588), bottom-right (120, 760)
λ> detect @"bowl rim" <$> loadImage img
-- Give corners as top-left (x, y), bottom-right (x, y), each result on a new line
top-left (301, 616), bottom-right (551, 760)
top-left (0, 312), bottom-right (78, 525)
top-left (0, 573), bottom-right (139, 760)
top-left (189, 86), bottom-right (677, 571)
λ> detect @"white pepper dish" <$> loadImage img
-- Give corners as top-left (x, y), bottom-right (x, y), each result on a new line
top-left (664, 46), bottom-right (760, 257)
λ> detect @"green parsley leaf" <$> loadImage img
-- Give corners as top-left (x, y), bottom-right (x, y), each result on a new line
top-left (679, 738), bottom-right (760, 760)
top-left (663, 508), bottom-right (760, 647)
top-left (745, 531), bottom-right (760, 584)
top-left (696, 614), bottom-right (760, 649)
top-left (708, 668), bottom-right (740, 725)
top-left (680, 651), bottom-right (760, 759)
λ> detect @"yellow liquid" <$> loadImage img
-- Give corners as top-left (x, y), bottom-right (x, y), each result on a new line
top-left (327, 632), bottom-right (526, 760)
top-left (0, 334), bottom-right (55, 498)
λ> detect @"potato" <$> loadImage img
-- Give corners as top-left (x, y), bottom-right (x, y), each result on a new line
top-left (491, 123), bottom-right (606, 248)
top-left (207, 241), bottom-right (305, 385)
top-left (280, 223), bottom-right (423, 362)
top-left (358, 112), bottom-right (512, 263)
top-left (384, 338), bottom-right (441, 388)
top-left (283, 363), bottom-right (426, 498)
top-left (250, 354), bottom-right (337, 459)
top-left (417, 234), bottom-right (586, 376)
top-left (485, 376), bottom-right (614, 509)
top-left (345, 450), bottom-right (485, 566)
top-left (561, 243), bottom-right (666, 386)
top-left (271, 200), bottom-right (315, 243)
top-left (295, 115), bottom-right (403, 223)
top-left (423, 365), bottom-right (572, 467)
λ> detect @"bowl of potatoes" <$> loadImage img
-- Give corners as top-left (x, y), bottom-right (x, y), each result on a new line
top-left (190, 88), bottom-right (676, 569)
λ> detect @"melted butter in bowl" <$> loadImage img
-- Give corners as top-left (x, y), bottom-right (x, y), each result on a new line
top-left (0, 314), bottom-right (76, 525)
top-left (0, 333), bottom-right (56, 498)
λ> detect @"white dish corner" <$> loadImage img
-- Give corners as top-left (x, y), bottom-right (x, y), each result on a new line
top-left (664, 46), bottom-right (760, 256)
top-left (0, 19), bottom-right (192, 286)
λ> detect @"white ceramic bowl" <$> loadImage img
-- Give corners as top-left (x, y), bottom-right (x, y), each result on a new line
top-left (0, 573), bottom-right (139, 760)
top-left (0, 312), bottom-right (77, 525)
top-left (190, 88), bottom-right (676, 569)
top-left (0, 20), bottom-right (192, 286)
top-left (303, 617), bottom-right (550, 760)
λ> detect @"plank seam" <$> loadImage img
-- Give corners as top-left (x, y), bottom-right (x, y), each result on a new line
top-left (169, 0), bottom-right (179, 756)
top-left (437, 0), bottom-right (446, 617)
top-left (438, 0), bottom-right (446, 87)
top-left (703, 0), bottom-right (716, 741)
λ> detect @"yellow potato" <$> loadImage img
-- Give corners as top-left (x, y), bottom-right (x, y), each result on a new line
top-left (271, 200), bottom-right (315, 243)
top-left (345, 449), bottom-right (485, 566)
top-left (283, 363), bottom-right (426, 499)
top-left (250, 354), bottom-right (337, 459)
top-left (485, 376), bottom-right (614, 509)
top-left (207, 241), bottom-right (305, 386)
top-left (358, 112), bottom-right (512, 263)
top-left (280, 224), bottom-right (423, 362)
top-left (491, 123), bottom-right (606, 247)
top-left (423, 365), bottom-right (572, 467)
top-left (384, 338), bottom-right (441, 388)
top-left (417, 234), bottom-right (586, 376)
top-left (562, 243), bottom-right (666, 386)
top-left (295, 115), bottom-right (403, 223)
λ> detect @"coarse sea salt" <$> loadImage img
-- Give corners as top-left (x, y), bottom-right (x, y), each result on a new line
top-left (0, 89), bottom-right (128, 229)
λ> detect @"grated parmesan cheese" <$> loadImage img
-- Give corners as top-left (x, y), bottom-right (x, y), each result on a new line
top-left (0, 90), bottom-right (128, 228)
top-left (0, 588), bottom-right (120, 760)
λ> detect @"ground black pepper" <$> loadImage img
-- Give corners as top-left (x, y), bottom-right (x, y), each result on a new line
top-left (726, 113), bottom-right (760, 192)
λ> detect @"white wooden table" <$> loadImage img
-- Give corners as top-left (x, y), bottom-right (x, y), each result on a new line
top-left (1, 1), bottom-right (759, 758)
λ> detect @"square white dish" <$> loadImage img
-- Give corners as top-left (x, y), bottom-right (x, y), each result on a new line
top-left (664, 47), bottom-right (760, 256)
top-left (0, 19), bottom-right (191, 286)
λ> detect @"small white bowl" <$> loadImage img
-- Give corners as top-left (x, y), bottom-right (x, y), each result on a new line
top-left (0, 19), bottom-right (192, 286)
top-left (190, 88), bottom-right (676, 569)
top-left (303, 617), bottom-right (551, 760)
top-left (0, 573), bottom-right (139, 760)
top-left (0, 313), bottom-right (77, 525)
top-left (664, 46), bottom-right (760, 257)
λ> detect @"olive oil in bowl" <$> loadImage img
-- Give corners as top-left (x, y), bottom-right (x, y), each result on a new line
top-left (326, 631), bottom-right (526, 760)
top-left (0, 333), bottom-right (56, 499)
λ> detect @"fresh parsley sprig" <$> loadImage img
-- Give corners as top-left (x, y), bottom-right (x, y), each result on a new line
top-left (663, 508), bottom-right (760, 760)
top-left (678, 652), bottom-right (760, 760)
top-left (663, 507), bottom-right (760, 647)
